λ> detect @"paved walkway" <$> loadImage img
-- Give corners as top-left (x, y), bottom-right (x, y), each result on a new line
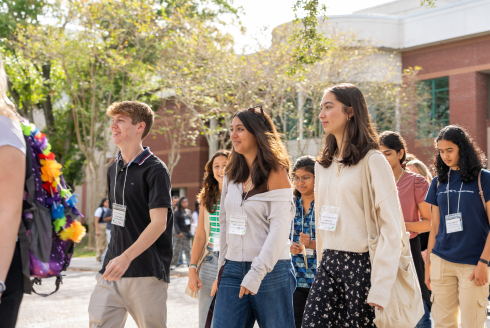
top-left (15, 257), bottom-right (490, 327)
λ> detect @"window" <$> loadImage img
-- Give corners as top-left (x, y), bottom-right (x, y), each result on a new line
top-left (418, 77), bottom-right (449, 138)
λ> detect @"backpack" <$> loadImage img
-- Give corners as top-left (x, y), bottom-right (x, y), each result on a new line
top-left (19, 119), bottom-right (86, 296)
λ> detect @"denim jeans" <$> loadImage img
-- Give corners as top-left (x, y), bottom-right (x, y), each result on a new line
top-left (198, 246), bottom-right (219, 328)
top-left (213, 259), bottom-right (296, 328)
top-left (415, 300), bottom-right (432, 328)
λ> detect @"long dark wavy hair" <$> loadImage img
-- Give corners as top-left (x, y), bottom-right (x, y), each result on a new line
top-left (433, 125), bottom-right (486, 183)
top-left (225, 107), bottom-right (290, 186)
top-left (292, 156), bottom-right (316, 198)
top-left (317, 83), bottom-right (379, 168)
top-left (197, 149), bottom-right (231, 213)
top-left (379, 131), bottom-right (407, 165)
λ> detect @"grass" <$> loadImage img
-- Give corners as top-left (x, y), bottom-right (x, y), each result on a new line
top-left (73, 236), bottom-right (96, 258)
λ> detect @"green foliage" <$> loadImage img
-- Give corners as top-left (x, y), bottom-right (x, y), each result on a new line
top-left (288, 0), bottom-right (330, 76)
top-left (420, 0), bottom-right (437, 7)
top-left (0, 0), bottom-right (45, 41)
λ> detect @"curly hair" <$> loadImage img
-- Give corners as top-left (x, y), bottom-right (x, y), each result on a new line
top-left (197, 149), bottom-right (231, 213)
top-left (291, 156), bottom-right (316, 198)
top-left (317, 83), bottom-right (379, 168)
top-left (379, 131), bottom-right (407, 165)
top-left (433, 125), bottom-right (486, 183)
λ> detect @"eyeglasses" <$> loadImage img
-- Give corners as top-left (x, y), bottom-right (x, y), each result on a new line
top-left (292, 176), bottom-right (313, 183)
top-left (247, 105), bottom-right (266, 123)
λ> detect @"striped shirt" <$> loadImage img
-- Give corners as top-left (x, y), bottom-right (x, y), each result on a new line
top-left (209, 201), bottom-right (220, 244)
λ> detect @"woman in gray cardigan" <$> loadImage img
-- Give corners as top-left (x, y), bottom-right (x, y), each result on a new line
top-left (211, 106), bottom-right (296, 328)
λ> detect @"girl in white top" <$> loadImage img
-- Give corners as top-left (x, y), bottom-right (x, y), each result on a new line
top-left (302, 84), bottom-right (402, 327)
top-left (0, 53), bottom-right (27, 325)
top-left (212, 106), bottom-right (296, 328)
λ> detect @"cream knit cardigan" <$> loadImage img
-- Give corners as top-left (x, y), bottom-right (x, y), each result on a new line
top-left (315, 150), bottom-right (402, 308)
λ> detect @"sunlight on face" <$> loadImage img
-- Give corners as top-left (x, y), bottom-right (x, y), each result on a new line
top-left (230, 116), bottom-right (257, 155)
top-left (110, 114), bottom-right (145, 145)
top-left (212, 155), bottom-right (228, 184)
top-left (318, 91), bottom-right (349, 136)
top-left (292, 168), bottom-right (314, 196)
top-left (380, 145), bottom-right (404, 170)
top-left (437, 139), bottom-right (460, 169)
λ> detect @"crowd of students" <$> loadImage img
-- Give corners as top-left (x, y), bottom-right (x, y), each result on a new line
top-left (1, 51), bottom-right (490, 328)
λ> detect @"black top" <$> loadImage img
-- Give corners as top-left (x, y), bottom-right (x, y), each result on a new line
top-left (97, 207), bottom-right (107, 224)
top-left (100, 147), bottom-right (173, 282)
top-left (173, 208), bottom-right (191, 234)
top-left (104, 208), bottom-right (113, 231)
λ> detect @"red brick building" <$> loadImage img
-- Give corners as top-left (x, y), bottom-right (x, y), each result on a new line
top-left (403, 34), bottom-right (490, 163)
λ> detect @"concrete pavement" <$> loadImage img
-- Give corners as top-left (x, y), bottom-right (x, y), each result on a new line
top-left (14, 257), bottom-right (490, 327)
top-left (17, 271), bottom-right (198, 328)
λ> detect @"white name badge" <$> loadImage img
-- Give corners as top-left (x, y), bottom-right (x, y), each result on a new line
top-left (229, 212), bottom-right (247, 235)
top-left (305, 248), bottom-right (314, 256)
top-left (112, 203), bottom-right (127, 227)
top-left (446, 213), bottom-right (463, 234)
top-left (185, 218), bottom-right (191, 226)
top-left (319, 205), bottom-right (340, 231)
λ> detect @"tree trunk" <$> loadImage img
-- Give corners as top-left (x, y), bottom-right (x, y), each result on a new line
top-left (41, 63), bottom-right (56, 136)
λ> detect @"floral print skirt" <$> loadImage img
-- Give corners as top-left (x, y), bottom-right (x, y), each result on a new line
top-left (301, 249), bottom-right (375, 328)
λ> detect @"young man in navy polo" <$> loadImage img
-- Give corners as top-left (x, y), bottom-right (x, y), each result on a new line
top-left (88, 101), bottom-right (173, 328)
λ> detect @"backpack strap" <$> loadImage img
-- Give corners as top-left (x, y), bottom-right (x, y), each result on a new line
top-left (31, 275), bottom-right (63, 297)
top-left (24, 135), bottom-right (35, 203)
top-left (478, 170), bottom-right (486, 211)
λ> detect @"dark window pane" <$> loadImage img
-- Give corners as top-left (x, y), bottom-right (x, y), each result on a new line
top-left (435, 78), bottom-right (449, 90)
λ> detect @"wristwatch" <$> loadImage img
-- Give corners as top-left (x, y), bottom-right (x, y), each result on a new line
top-left (0, 281), bottom-right (6, 294)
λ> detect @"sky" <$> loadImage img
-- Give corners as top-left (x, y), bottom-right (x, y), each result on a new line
top-left (223, 0), bottom-right (394, 52)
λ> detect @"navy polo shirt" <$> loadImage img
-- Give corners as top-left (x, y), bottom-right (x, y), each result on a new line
top-left (100, 147), bottom-right (173, 282)
top-left (425, 169), bottom-right (490, 266)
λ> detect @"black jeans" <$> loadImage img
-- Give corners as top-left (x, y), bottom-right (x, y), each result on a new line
top-left (0, 243), bottom-right (24, 328)
top-left (293, 287), bottom-right (310, 328)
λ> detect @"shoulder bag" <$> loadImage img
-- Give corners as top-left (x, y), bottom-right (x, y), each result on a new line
top-left (362, 150), bottom-right (424, 327)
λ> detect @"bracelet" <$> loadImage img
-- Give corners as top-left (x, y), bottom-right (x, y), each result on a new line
top-left (189, 264), bottom-right (198, 270)
top-left (479, 258), bottom-right (489, 265)
top-left (123, 253), bottom-right (130, 261)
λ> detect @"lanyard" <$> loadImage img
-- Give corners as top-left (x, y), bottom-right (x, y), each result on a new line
top-left (447, 169), bottom-right (463, 215)
top-left (113, 148), bottom-right (144, 206)
top-left (301, 201), bottom-right (315, 240)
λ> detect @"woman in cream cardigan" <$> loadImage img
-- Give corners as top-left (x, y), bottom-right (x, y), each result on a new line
top-left (186, 149), bottom-right (230, 328)
top-left (302, 84), bottom-right (402, 327)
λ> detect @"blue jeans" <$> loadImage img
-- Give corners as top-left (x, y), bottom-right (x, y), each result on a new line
top-left (416, 300), bottom-right (432, 328)
top-left (198, 246), bottom-right (219, 328)
top-left (213, 259), bottom-right (296, 328)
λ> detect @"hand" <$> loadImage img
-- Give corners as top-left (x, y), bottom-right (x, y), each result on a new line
top-left (101, 253), bottom-right (131, 281)
top-left (299, 233), bottom-right (311, 247)
top-left (290, 242), bottom-right (302, 255)
top-left (239, 286), bottom-right (256, 298)
top-left (369, 303), bottom-right (384, 310)
top-left (187, 269), bottom-right (203, 293)
top-left (210, 279), bottom-right (218, 297)
top-left (470, 262), bottom-right (489, 287)
top-left (95, 231), bottom-right (100, 236)
top-left (421, 250), bottom-right (427, 263)
top-left (178, 233), bottom-right (183, 238)
top-left (425, 262), bottom-right (431, 291)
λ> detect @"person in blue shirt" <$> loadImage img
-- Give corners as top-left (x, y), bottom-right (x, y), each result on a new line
top-left (425, 125), bottom-right (490, 328)
top-left (289, 156), bottom-right (317, 328)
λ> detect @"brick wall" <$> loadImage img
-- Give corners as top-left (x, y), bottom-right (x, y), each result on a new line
top-left (402, 34), bottom-right (490, 166)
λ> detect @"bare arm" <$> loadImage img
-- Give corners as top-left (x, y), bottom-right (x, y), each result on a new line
top-left (188, 205), bottom-right (207, 292)
top-left (103, 216), bottom-right (112, 222)
top-left (102, 207), bottom-right (168, 281)
top-left (425, 205), bottom-right (440, 290)
top-left (470, 200), bottom-right (490, 286)
top-left (0, 146), bottom-right (25, 290)
top-left (405, 201), bottom-right (431, 233)
top-left (94, 217), bottom-right (101, 235)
